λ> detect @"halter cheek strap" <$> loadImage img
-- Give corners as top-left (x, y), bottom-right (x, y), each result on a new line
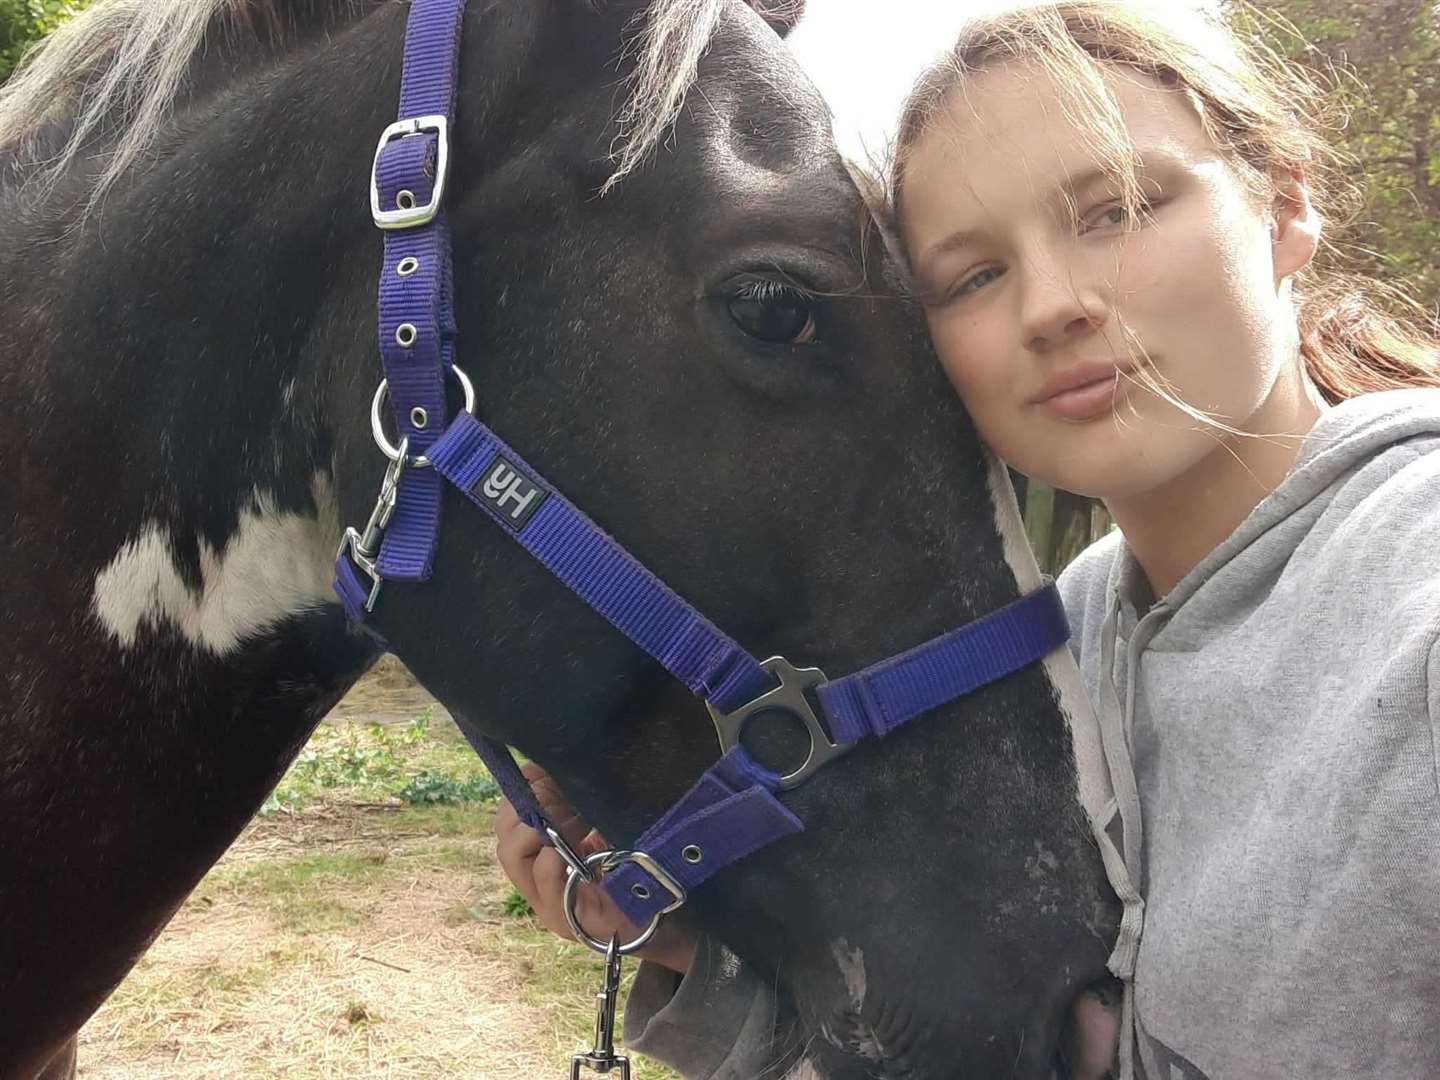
top-left (334, 0), bottom-right (1072, 936)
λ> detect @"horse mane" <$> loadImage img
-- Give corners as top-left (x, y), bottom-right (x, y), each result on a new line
top-left (0, 0), bottom-right (298, 197)
top-left (0, 0), bottom-right (725, 202)
top-left (603, 0), bottom-right (725, 195)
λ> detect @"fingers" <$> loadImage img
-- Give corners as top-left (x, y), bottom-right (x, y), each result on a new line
top-left (495, 764), bottom-right (607, 944)
top-left (494, 763), bottom-right (695, 973)
top-left (520, 761), bottom-right (594, 849)
top-left (494, 795), bottom-right (545, 916)
top-left (1064, 986), bottom-right (1122, 1080)
top-left (496, 795), bottom-right (635, 943)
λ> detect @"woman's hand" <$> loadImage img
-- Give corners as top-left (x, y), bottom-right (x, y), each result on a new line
top-left (494, 762), bottom-right (699, 975)
top-left (496, 766), bottom-right (1118, 1072)
top-left (1064, 982), bottom-right (1122, 1080)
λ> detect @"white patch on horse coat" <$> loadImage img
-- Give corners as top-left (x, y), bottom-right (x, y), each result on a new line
top-left (983, 454), bottom-right (1114, 824)
top-left (92, 475), bottom-right (340, 654)
top-left (833, 939), bottom-right (866, 1009)
top-left (821, 940), bottom-right (884, 1063)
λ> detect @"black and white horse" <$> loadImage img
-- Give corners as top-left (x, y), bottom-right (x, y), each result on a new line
top-left (0, 1), bottom-right (1119, 1076)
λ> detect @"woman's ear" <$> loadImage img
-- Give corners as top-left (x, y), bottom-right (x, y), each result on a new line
top-left (1271, 169), bottom-right (1321, 283)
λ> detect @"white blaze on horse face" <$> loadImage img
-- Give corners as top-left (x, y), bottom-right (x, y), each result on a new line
top-left (780, 1059), bottom-right (824, 1080)
top-left (984, 454), bottom-right (1114, 825)
top-left (91, 474), bottom-right (340, 654)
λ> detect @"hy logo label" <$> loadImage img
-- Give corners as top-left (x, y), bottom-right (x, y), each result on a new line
top-left (475, 455), bottom-right (548, 530)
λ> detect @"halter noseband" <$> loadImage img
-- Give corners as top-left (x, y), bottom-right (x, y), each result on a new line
top-left (334, 0), bottom-right (1069, 941)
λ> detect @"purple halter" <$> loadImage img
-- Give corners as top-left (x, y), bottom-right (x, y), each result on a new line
top-left (334, 0), bottom-right (1069, 936)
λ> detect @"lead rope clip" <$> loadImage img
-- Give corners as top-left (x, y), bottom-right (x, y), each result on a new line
top-left (569, 933), bottom-right (630, 1078)
top-left (336, 438), bottom-right (408, 613)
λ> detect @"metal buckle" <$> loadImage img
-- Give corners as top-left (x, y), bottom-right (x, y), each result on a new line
top-left (561, 849), bottom-right (686, 956)
top-left (370, 114), bottom-right (450, 229)
top-left (706, 656), bottom-right (851, 790)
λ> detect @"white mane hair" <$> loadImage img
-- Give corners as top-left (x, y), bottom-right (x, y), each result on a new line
top-left (603, 0), bottom-right (725, 195)
top-left (0, 0), bottom-right (727, 202)
top-left (0, 0), bottom-right (256, 198)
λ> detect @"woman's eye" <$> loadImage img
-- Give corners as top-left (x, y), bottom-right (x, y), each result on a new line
top-left (1082, 203), bottom-right (1129, 230)
top-left (1082, 198), bottom-right (1153, 232)
top-left (952, 265), bottom-right (1005, 300)
top-left (727, 280), bottom-right (819, 345)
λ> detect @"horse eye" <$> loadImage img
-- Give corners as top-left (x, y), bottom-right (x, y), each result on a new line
top-left (726, 281), bottom-right (818, 345)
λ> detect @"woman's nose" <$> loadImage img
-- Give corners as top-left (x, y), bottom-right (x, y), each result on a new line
top-left (1017, 251), bottom-right (1109, 353)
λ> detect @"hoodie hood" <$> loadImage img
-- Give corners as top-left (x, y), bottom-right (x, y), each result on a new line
top-left (1058, 386), bottom-right (1440, 1080)
top-left (1156, 387), bottom-right (1440, 617)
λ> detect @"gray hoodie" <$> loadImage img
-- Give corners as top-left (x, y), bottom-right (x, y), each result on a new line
top-left (623, 388), bottom-right (1440, 1080)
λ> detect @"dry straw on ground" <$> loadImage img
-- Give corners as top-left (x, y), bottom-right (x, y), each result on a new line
top-left (76, 663), bottom-right (679, 1080)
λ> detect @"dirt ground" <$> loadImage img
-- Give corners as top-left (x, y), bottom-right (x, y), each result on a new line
top-left (74, 660), bottom-right (678, 1080)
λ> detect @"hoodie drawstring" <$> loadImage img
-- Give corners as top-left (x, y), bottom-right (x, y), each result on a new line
top-left (1095, 595), bottom-right (1149, 1080)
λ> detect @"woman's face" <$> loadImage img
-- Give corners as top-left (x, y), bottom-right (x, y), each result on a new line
top-left (899, 61), bottom-right (1317, 500)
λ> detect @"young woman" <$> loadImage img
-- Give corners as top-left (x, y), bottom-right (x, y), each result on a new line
top-left (496, 2), bottom-right (1440, 1076)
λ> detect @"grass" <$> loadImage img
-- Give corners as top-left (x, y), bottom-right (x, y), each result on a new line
top-left (263, 707), bottom-right (496, 813)
top-left (496, 924), bottom-right (683, 1079)
top-left (219, 852), bottom-right (390, 933)
top-left (80, 677), bottom-right (683, 1080)
top-left (385, 803), bottom-right (490, 836)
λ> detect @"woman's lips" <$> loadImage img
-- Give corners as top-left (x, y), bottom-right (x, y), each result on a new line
top-left (1043, 372), bottom-right (1121, 420)
top-left (1035, 364), bottom-right (1139, 422)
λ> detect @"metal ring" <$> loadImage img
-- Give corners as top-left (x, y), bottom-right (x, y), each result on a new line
top-left (562, 850), bottom-right (666, 957)
top-left (396, 256), bottom-right (420, 278)
top-left (369, 364), bottom-right (476, 468)
top-left (681, 845), bottom-right (704, 864)
top-left (395, 323), bottom-right (417, 348)
top-left (396, 189), bottom-right (416, 210)
top-left (410, 406), bottom-right (428, 429)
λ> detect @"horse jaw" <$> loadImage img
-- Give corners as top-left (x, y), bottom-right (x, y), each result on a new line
top-left (90, 472), bottom-right (341, 654)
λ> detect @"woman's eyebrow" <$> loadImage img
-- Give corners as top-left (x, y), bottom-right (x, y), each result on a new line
top-left (916, 226), bottom-right (983, 267)
top-left (912, 155), bottom-right (1177, 278)
top-left (1057, 165), bottom-right (1115, 197)
top-left (1057, 153), bottom-right (1180, 200)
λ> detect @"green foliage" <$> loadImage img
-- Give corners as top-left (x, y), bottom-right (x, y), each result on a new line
top-left (262, 713), bottom-right (500, 813)
top-left (399, 769), bottom-right (501, 806)
top-left (1238, 0), bottom-right (1440, 310)
top-left (285, 723), bottom-right (410, 793)
top-left (0, 0), bottom-right (87, 83)
top-left (501, 886), bottom-right (535, 919)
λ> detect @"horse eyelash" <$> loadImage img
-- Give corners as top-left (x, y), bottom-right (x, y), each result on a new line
top-left (735, 278), bottom-right (813, 303)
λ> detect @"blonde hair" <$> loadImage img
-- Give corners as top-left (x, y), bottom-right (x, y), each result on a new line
top-left (0, 0), bottom-right (723, 205)
top-left (887, 0), bottom-right (1439, 403)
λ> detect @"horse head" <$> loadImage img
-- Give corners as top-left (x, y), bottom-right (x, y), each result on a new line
top-left (342, 1), bottom-right (1120, 1074)
top-left (0, 1), bottom-right (1119, 1075)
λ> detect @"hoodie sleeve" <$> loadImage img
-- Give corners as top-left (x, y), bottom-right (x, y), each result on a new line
top-left (623, 937), bottom-right (793, 1079)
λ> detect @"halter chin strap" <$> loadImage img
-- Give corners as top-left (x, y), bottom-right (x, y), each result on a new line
top-left (334, 0), bottom-right (1071, 934)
